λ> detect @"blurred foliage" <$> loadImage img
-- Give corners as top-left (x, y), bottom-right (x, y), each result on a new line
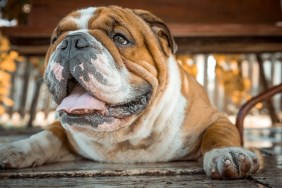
top-left (214, 54), bottom-right (262, 110)
top-left (29, 56), bottom-right (45, 76)
top-left (176, 55), bottom-right (198, 77)
top-left (177, 54), bottom-right (263, 112)
top-left (0, 34), bottom-right (23, 114)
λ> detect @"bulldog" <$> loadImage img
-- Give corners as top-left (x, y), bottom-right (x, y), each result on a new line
top-left (0, 6), bottom-right (260, 179)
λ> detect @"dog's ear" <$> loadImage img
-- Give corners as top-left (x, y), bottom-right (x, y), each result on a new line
top-left (132, 9), bottom-right (177, 55)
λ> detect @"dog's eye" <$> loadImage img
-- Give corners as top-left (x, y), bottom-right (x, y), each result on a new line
top-left (113, 34), bottom-right (129, 45)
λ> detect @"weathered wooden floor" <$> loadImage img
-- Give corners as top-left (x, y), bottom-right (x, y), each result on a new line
top-left (0, 130), bottom-right (281, 187)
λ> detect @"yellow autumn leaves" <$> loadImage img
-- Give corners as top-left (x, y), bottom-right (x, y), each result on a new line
top-left (0, 35), bottom-right (22, 114)
top-left (176, 55), bottom-right (198, 77)
top-left (177, 54), bottom-right (255, 109)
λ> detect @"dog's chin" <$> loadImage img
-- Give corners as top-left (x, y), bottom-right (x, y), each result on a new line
top-left (59, 111), bottom-right (131, 132)
top-left (57, 85), bottom-right (151, 132)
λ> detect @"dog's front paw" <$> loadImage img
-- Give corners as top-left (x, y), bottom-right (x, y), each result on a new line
top-left (203, 147), bottom-right (260, 179)
top-left (0, 142), bottom-right (40, 169)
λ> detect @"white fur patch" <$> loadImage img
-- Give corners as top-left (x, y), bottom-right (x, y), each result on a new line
top-left (126, 56), bottom-right (187, 161)
top-left (71, 7), bottom-right (96, 29)
top-left (68, 29), bottom-right (90, 35)
top-left (0, 131), bottom-right (76, 168)
top-left (147, 56), bottom-right (187, 161)
top-left (65, 56), bottom-right (188, 163)
top-left (68, 132), bottom-right (102, 160)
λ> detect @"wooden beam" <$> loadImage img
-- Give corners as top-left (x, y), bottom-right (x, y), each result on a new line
top-left (3, 24), bottom-right (282, 38)
top-left (2, 24), bottom-right (282, 55)
top-left (175, 36), bottom-right (282, 54)
top-left (27, 0), bottom-right (282, 26)
top-left (169, 24), bottom-right (282, 37)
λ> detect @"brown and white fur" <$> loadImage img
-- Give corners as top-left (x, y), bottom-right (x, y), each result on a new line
top-left (0, 6), bottom-right (259, 179)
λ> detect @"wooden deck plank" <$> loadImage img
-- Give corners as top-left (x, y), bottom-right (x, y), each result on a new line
top-left (0, 174), bottom-right (263, 188)
top-left (0, 154), bottom-right (273, 187)
top-left (0, 160), bottom-right (203, 179)
top-left (252, 155), bottom-right (282, 187)
top-left (1, 132), bottom-right (281, 187)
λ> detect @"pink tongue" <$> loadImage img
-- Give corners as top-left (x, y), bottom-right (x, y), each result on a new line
top-left (56, 85), bottom-right (106, 113)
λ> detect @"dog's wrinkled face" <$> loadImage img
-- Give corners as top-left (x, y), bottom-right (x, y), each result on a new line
top-left (44, 6), bottom-right (176, 132)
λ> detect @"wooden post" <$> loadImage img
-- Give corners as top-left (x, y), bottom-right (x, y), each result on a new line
top-left (256, 54), bottom-right (280, 124)
top-left (7, 61), bottom-right (18, 116)
top-left (27, 78), bottom-right (43, 127)
top-left (236, 83), bottom-right (282, 145)
top-left (19, 58), bottom-right (32, 118)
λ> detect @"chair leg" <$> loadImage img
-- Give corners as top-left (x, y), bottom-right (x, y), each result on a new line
top-left (27, 78), bottom-right (43, 128)
top-left (235, 83), bottom-right (282, 145)
top-left (256, 54), bottom-right (280, 124)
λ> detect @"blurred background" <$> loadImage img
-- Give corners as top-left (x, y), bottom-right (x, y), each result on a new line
top-left (0, 0), bottom-right (281, 149)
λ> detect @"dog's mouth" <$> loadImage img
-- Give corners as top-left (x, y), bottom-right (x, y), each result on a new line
top-left (57, 77), bottom-right (151, 131)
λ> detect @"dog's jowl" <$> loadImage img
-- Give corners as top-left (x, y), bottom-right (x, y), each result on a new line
top-left (0, 6), bottom-right (260, 179)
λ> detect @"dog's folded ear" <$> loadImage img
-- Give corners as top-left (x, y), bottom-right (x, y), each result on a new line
top-left (132, 9), bottom-right (178, 55)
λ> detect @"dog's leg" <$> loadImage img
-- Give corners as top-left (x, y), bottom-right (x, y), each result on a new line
top-left (201, 116), bottom-right (260, 179)
top-left (0, 122), bottom-right (79, 169)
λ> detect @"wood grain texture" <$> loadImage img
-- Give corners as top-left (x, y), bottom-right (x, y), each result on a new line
top-left (0, 175), bottom-right (263, 188)
top-left (0, 132), bottom-right (281, 187)
top-left (0, 160), bottom-right (203, 179)
top-left (252, 155), bottom-right (282, 188)
top-left (3, 24), bottom-right (282, 37)
top-left (27, 0), bottom-right (282, 26)
top-left (2, 1), bottom-right (282, 55)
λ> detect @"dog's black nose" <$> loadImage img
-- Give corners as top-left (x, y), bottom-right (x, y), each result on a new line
top-left (59, 34), bottom-right (90, 50)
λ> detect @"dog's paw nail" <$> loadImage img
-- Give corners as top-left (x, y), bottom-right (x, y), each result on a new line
top-left (204, 147), bottom-right (261, 179)
top-left (239, 154), bottom-right (245, 160)
top-left (253, 158), bottom-right (258, 164)
top-left (224, 159), bottom-right (231, 167)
